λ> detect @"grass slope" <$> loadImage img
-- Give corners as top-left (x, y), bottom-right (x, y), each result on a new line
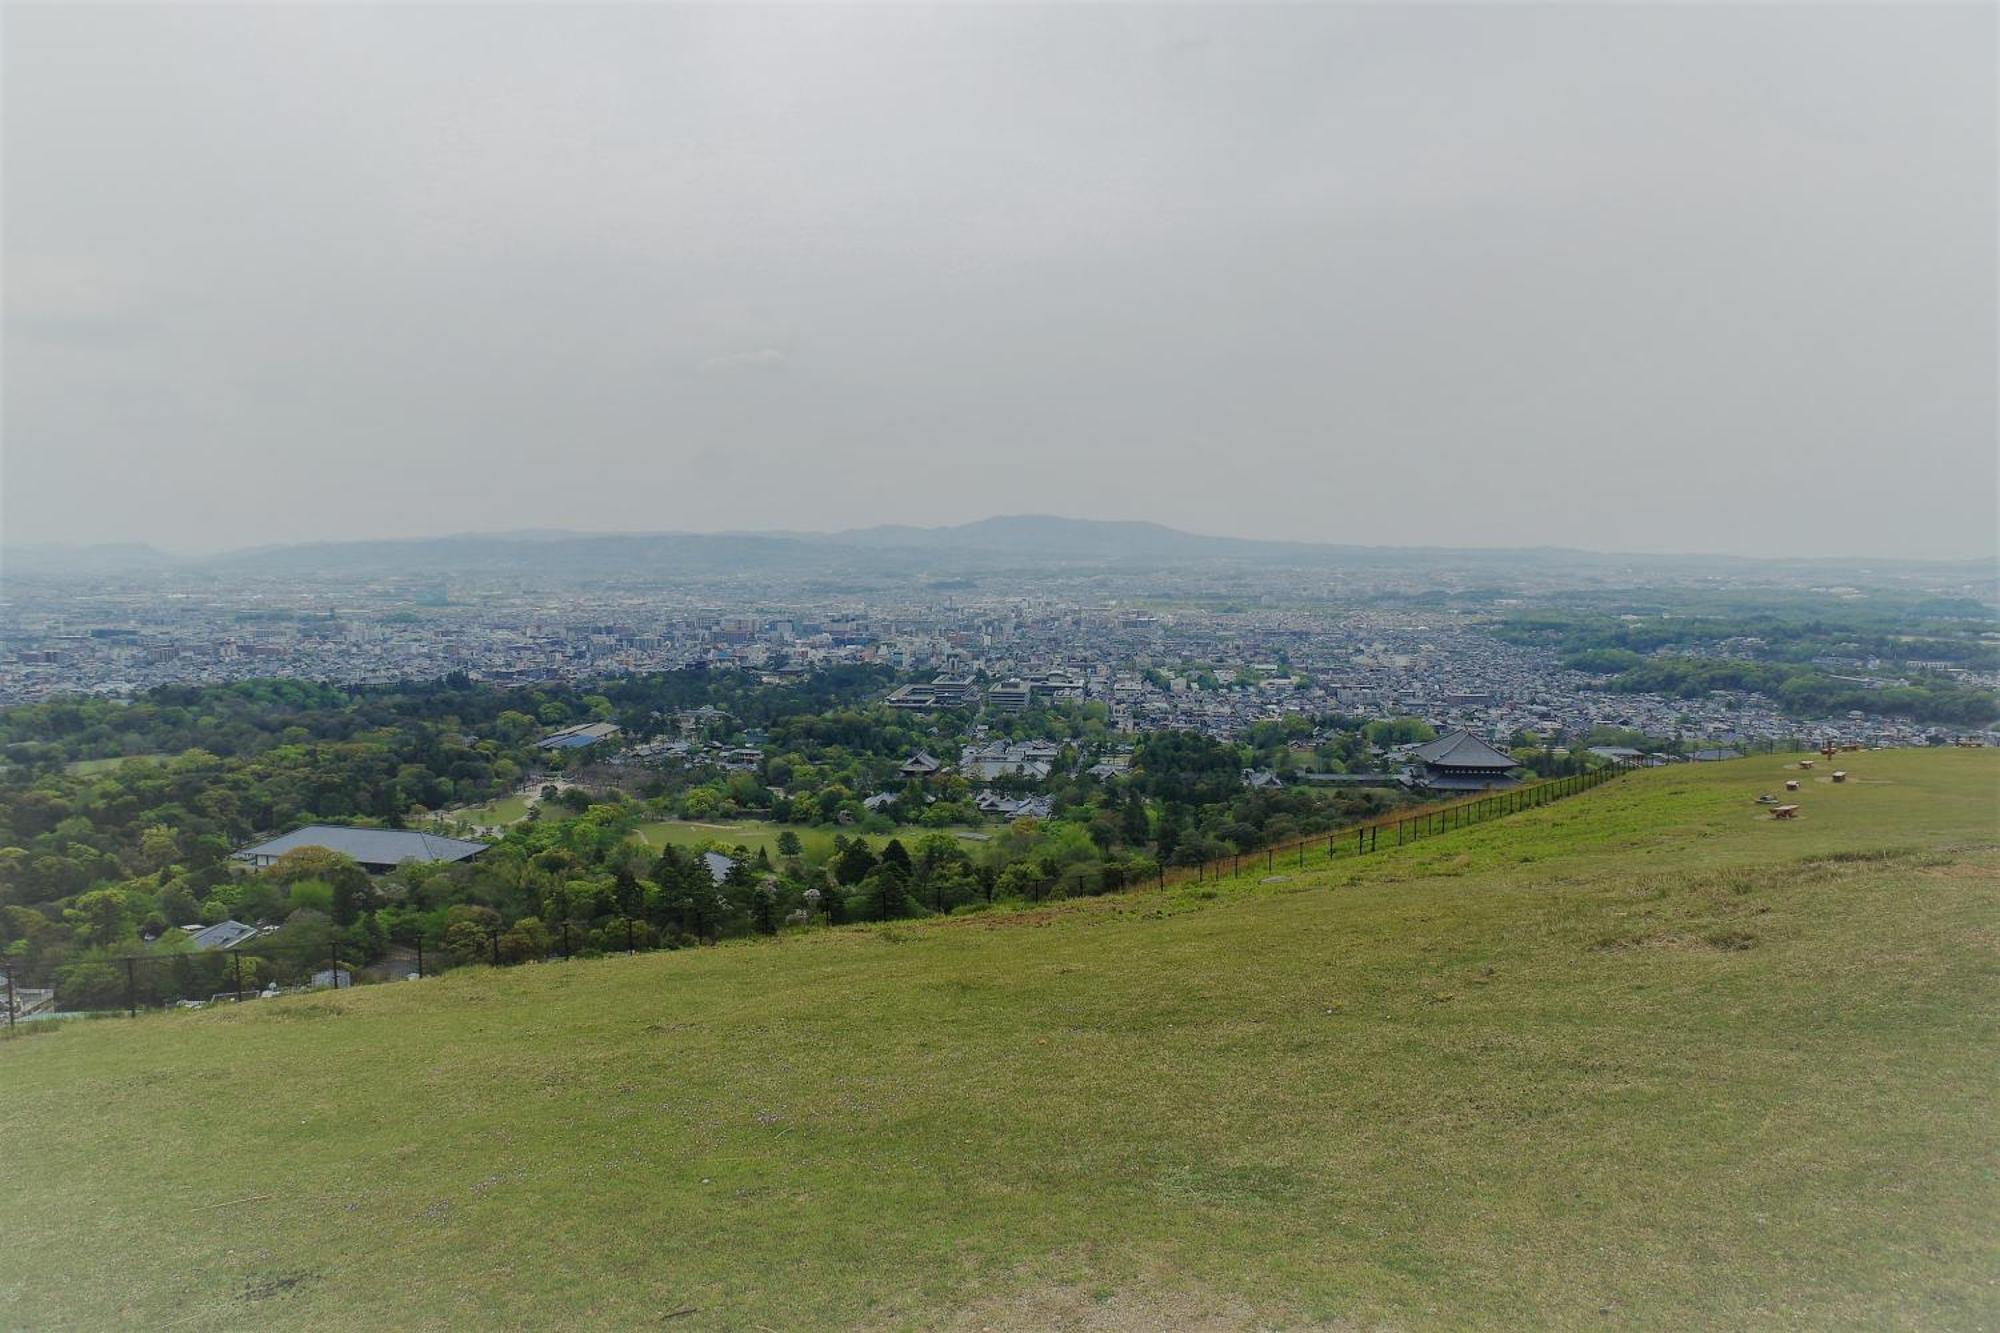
top-left (3, 751), bottom-right (1995, 1330)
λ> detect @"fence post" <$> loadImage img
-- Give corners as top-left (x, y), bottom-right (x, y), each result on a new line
top-left (126, 957), bottom-right (137, 1017)
top-left (491, 929), bottom-right (501, 966)
top-left (330, 939), bottom-right (341, 989)
top-left (4, 964), bottom-right (14, 1031)
top-left (233, 950), bottom-right (244, 1001)
top-left (1370, 826), bottom-right (1377, 852)
top-left (417, 938), bottom-right (425, 978)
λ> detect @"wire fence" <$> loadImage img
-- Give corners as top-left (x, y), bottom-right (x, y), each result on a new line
top-left (1151, 758), bottom-right (1636, 891)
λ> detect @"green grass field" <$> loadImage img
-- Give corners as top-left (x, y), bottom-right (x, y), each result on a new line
top-left (633, 817), bottom-right (985, 861)
top-left (449, 793), bottom-right (532, 827)
top-left (3, 750), bottom-right (1995, 1329)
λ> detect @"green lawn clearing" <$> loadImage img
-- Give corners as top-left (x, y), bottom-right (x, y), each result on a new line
top-left (632, 817), bottom-right (984, 862)
top-left (2, 749), bottom-right (1994, 1329)
top-left (449, 793), bottom-right (532, 827)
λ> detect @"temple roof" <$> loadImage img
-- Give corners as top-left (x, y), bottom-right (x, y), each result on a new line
top-left (1409, 729), bottom-right (1518, 770)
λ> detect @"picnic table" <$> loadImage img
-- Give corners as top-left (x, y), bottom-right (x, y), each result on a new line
top-left (1832, 771), bottom-right (1847, 783)
top-left (1772, 804), bottom-right (1800, 820)
top-left (1785, 780), bottom-right (1800, 791)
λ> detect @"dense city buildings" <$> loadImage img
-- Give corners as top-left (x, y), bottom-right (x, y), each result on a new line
top-left (3, 535), bottom-right (1994, 752)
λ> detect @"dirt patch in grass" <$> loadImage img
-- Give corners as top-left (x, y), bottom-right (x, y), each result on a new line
top-left (938, 907), bottom-right (1068, 931)
top-left (243, 1269), bottom-right (320, 1302)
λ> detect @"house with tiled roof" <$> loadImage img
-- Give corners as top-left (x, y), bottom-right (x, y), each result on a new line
top-left (1404, 730), bottom-right (1521, 792)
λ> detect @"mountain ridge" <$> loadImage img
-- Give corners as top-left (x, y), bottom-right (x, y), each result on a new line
top-left (4, 515), bottom-right (1990, 580)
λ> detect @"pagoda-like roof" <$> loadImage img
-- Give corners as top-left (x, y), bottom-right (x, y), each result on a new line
top-left (1409, 730), bottom-right (1518, 770)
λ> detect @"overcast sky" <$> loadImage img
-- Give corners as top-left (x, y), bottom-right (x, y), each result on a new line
top-left (5, 3), bottom-right (1994, 560)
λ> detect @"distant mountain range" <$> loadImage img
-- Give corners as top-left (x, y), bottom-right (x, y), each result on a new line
top-left (3, 516), bottom-right (1989, 584)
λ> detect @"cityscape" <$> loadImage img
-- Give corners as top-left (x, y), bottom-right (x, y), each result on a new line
top-left (7, 524), bottom-right (1994, 759)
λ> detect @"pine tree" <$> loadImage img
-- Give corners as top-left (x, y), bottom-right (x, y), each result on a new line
top-left (612, 866), bottom-right (642, 919)
top-left (834, 838), bottom-right (878, 886)
top-left (1121, 791), bottom-right (1150, 845)
top-left (1156, 805), bottom-right (1184, 861)
top-left (864, 860), bottom-right (910, 922)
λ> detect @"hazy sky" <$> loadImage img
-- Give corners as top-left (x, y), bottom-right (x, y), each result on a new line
top-left (5, 3), bottom-right (1994, 560)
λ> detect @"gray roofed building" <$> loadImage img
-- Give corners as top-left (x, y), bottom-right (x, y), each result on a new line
top-left (234, 824), bottom-right (489, 874)
top-left (1409, 730), bottom-right (1518, 768)
top-left (185, 919), bottom-right (261, 951)
top-left (1406, 729), bottom-right (1521, 792)
top-left (536, 721), bottom-right (622, 751)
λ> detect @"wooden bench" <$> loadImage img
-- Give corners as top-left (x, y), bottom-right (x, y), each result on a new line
top-left (1798, 760), bottom-right (1814, 769)
top-left (1785, 780), bottom-right (1800, 791)
top-left (1772, 804), bottom-right (1800, 820)
top-left (1831, 771), bottom-right (1847, 783)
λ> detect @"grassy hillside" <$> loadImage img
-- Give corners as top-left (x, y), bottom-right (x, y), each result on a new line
top-left (2, 750), bottom-right (1995, 1330)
